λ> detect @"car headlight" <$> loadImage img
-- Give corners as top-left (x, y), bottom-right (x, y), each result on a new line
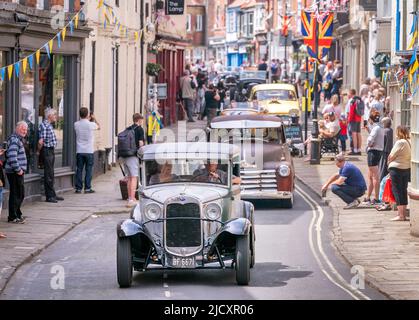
top-left (278, 165), bottom-right (291, 177)
top-left (205, 203), bottom-right (222, 221)
top-left (289, 109), bottom-right (300, 116)
top-left (145, 203), bottom-right (162, 221)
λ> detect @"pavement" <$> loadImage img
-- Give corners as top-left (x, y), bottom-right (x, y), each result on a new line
top-left (0, 168), bottom-right (131, 294)
top-left (294, 153), bottom-right (419, 300)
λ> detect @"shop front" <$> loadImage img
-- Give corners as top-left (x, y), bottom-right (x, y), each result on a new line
top-left (0, 20), bottom-right (89, 205)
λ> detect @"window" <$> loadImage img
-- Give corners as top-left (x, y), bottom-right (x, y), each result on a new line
top-left (186, 14), bottom-right (192, 32)
top-left (196, 15), bottom-right (203, 32)
top-left (0, 52), bottom-right (5, 146)
top-left (215, 6), bottom-right (221, 28)
top-left (248, 13), bottom-right (254, 36)
top-left (228, 12), bottom-right (236, 33)
top-left (377, 0), bottom-right (392, 19)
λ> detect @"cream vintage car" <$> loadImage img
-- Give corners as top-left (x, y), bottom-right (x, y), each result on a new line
top-left (116, 143), bottom-right (255, 287)
top-left (249, 83), bottom-right (301, 119)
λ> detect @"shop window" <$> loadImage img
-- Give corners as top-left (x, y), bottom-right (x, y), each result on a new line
top-left (0, 52), bottom-right (5, 145)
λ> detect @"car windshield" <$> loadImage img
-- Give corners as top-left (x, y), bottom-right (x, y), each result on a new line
top-left (145, 160), bottom-right (229, 187)
top-left (256, 89), bottom-right (296, 101)
top-left (231, 101), bottom-right (259, 110)
top-left (240, 71), bottom-right (267, 80)
top-left (220, 128), bottom-right (280, 144)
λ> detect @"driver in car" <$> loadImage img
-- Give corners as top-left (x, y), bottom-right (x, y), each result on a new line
top-left (193, 163), bottom-right (241, 185)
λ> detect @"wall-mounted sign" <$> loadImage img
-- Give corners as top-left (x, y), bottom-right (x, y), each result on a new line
top-left (166, 0), bottom-right (185, 15)
top-left (148, 84), bottom-right (168, 100)
top-left (359, 0), bottom-right (377, 11)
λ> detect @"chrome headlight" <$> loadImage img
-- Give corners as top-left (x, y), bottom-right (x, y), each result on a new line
top-left (205, 203), bottom-right (222, 221)
top-left (278, 165), bottom-right (291, 177)
top-left (145, 203), bottom-right (162, 221)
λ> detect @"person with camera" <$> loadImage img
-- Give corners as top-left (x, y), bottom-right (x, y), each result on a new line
top-left (5, 122), bottom-right (28, 224)
top-left (74, 108), bottom-right (101, 194)
top-left (205, 84), bottom-right (221, 127)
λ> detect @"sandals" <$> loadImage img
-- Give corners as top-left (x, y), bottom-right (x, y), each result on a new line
top-left (376, 204), bottom-right (391, 212)
top-left (0, 233), bottom-right (6, 239)
top-left (390, 216), bottom-right (407, 222)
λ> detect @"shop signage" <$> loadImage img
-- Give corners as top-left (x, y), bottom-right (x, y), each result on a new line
top-left (359, 0), bottom-right (377, 11)
top-left (166, 0), bottom-right (185, 15)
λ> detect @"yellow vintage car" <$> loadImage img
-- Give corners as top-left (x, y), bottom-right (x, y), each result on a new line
top-left (249, 84), bottom-right (301, 118)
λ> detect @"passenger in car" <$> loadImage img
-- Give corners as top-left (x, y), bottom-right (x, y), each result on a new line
top-left (193, 163), bottom-right (241, 185)
top-left (149, 162), bottom-right (179, 185)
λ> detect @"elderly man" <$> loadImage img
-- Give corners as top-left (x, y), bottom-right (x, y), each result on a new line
top-left (321, 154), bottom-right (367, 209)
top-left (180, 70), bottom-right (197, 122)
top-left (193, 163), bottom-right (241, 185)
top-left (5, 122), bottom-right (28, 224)
top-left (38, 108), bottom-right (64, 203)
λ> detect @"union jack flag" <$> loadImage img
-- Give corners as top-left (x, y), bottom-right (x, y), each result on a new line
top-left (301, 10), bottom-right (334, 60)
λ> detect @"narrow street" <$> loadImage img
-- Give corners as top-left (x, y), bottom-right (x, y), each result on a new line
top-left (0, 186), bottom-right (385, 300)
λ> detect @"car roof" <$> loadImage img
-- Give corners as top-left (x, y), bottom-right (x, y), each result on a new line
top-left (211, 114), bottom-right (283, 129)
top-left (140, 142), bottom-right (240, 161)
top-left (252, 83), bottom-right (297, 91)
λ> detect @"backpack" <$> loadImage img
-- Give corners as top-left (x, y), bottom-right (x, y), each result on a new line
top-left (353, 97), bottom-right (365, 117)
top-left (117, 127), bottom-right (137, 158)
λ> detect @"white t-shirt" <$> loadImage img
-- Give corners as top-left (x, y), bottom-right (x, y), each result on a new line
top-left (74, 119), bottom-right (98, 154)
top-left (326, 119), bottom-right (340, 136)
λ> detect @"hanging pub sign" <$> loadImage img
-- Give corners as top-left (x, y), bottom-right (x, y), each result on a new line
top-left (166, 0), bottom-right (185, 15)
top-left (359, 0), bottom-right (377, 12)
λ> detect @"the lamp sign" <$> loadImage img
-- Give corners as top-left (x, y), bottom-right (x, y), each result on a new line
top-left (166, 0), bottom-right (185, 15)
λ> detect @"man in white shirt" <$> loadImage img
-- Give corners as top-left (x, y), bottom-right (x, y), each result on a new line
top-left (74, 107), bottom-right (100, 194)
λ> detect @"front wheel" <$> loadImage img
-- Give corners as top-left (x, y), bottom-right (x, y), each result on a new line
top-left (235, 234), bottom-right (250, 285)
top-left (117, 237), bottom-right (133, 288)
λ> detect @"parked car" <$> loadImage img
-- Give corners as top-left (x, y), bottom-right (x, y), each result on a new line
top-left (210, 115), bottom-right (295, 208)
top-left (249, 83), bottom-right (301, 120)
top-left (116, 142), bottom-right (256, 287)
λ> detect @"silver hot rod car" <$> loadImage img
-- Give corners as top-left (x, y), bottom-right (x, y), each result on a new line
top-left (116, 143), bottom-right (255, 287)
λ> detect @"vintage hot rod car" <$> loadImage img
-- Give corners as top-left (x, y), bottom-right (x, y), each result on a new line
top-left (210, 115), bottom-right (295, 208)
top-left (116, 143), bottom-right (255, 287)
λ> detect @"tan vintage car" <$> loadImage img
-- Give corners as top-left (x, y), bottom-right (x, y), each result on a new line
top-left (211, 115), bottom-right (295, 208)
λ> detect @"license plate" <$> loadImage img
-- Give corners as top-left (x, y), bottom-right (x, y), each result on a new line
top-left (170, 256), bottom-right (196, 269)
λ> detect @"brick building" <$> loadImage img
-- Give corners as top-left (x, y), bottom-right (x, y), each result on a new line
top-left (207, 0), bottom-right (227, 64)
top-left (185, 0), bottom-right (206, 64)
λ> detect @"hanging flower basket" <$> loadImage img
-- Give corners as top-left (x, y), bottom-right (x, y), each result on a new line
top-left (146, 63), bottom-right (163, 77)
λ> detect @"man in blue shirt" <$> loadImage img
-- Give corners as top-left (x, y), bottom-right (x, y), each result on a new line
top-left (322, 154), bottom-right (367, 209)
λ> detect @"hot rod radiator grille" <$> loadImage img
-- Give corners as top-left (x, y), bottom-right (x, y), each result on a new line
top-left (241, 169), bottom-right (277, 192)
top-left (166, 203), bottom-right (201, 248)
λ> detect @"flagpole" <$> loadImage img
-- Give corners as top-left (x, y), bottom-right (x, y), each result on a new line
top-left (310, 0), bottom-right (321, 165)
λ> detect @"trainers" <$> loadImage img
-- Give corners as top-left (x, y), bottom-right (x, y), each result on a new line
top-left (8, 218), bottom-right (25, 224)
top-left (75, 190), bottom-right (82, 194)
top-left (85, 189), bottom-right (96, 194)
top-left (126, 200), bottom-right (137, 208)
top-left (344, 200), bottom-right (360, 210)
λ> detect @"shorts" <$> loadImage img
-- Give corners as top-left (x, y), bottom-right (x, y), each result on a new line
top-left (349, 122), bottom-right (361, 133)
top-left (120, 156), bottom-right (140, 177)
top-left (367, 150), bottom-right (382, 167)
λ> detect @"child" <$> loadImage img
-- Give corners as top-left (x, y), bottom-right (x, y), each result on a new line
top-left (339, 115), bottom-right (348, 153)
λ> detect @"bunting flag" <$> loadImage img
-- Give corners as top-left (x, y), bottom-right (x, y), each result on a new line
top-left (410, 48), bottom-right (419, 75)
top-left (75, 13), bottom-right (79, 29)
top-left (45, 43), bottom-right (51, 59)
top-left (69, 20), bottom-right (74, 34)
top-left (14, 62), bottom-right (20, 78)
top-left (0, 68), bottom-right (5, 81)
top-left (57, 32), bottom-right (62, 48)
top-left (28, 55), bottom-right (34, 70)
top-left (409, 14), bottom-right (418, 50)
top-left (22, 58), bottom-right (28, 74)
top-left (301, 10), bottom-right (334, 60)
top-left (35, 50), bottom-right (41, 65)
top-left (97, 0), bottom-right (104, 9)
top-left (62, 27), bottom-right (67, 41)
top-left (8, 65), bottom-right (13, 80)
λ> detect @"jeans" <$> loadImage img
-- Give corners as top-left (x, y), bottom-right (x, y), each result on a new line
top-left (76, 154), bottom-right (94, 191)
top-left (332, 184), bottom-right (365, 204)
top-left (6, 173), bottom-right (25, 221)
top-left (43, 148), bottom-right (56, 199)
top-left (183, 98), bottom-right (194, 121)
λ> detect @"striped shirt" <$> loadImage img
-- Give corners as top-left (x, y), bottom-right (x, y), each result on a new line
top-left (39, 120), bottom-right (57, 148)
top-left (5, 134), bottom-right (27, 174)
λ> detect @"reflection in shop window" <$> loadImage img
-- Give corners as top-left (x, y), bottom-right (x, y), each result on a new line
top-left (21, 52), bottom-right (36, 174)
top-left (0, 52), bottom-right (5, 146)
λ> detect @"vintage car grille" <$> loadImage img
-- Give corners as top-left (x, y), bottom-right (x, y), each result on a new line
top-left (166, 203), bottom-right (201, 248)
top-left (241, 169), bottom-right (278, 192)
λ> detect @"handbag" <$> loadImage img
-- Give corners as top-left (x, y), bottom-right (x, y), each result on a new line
top-left (382, 176), bottom-right (396, 204)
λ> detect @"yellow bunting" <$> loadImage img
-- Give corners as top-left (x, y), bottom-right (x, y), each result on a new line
top-left (97, 0), bottom-right (104, 9)
top-left (409, 31), bottom-right (418, 50)
top-left (62, 27), bottom-right (67, 41)
top-left (7, 65), bottom-right (13, 80)
top-left (36, 50), bottom-right (41, 65)
top-left (108, 7), bottom-right (113, 17)
top-left (134, 31), bottom-right (139, 41)
top-left (75, 13), bottom-right (79, 29)
top-left (22, 58), bottom-right (28, 74)
top-left (49, 40), bottom-right (54, 54)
